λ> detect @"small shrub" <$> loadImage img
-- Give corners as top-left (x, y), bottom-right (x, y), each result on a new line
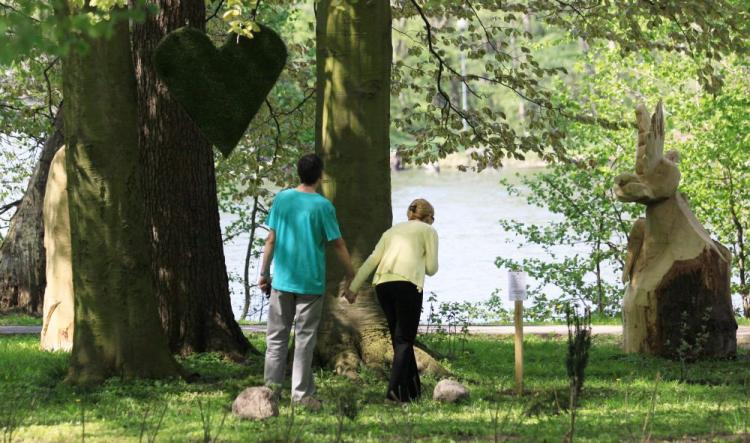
top-left (424, 293), bottom-right (476, 358)
top-left (1, 393), bottom-right (30, 443)
top-left (196, 398), bottom-right (228, 443)
top-left (329, 380), bottom-right (361, 443)
top-left (138, 401), bottom-right (168, 443)
top-left (566, 306), bottom-right (592, 400)
top-left (564, 305), bottom-right (592, 443)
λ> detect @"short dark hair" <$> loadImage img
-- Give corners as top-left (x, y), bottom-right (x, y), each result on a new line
top-left (297, 153), bottom-right (324, 185)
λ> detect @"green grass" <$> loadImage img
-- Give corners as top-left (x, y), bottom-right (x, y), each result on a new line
top-left (3, 314), bottom-right (746, 328)
top-left (482, 314), bottom-right (624, 326)
top-left (488, 315), bottom-right (749, 327)
top-left (508, 313), bottom-right (624, 326)
top-left (1, 333), bottom-right (749, 442)
top-left (0, 313), bottom-right (42, 326)
top-left (237, 319), bottom-right (266, 326)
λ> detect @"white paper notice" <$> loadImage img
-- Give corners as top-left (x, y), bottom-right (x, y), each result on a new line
top-left (508, 271), bottom-right (527, 301)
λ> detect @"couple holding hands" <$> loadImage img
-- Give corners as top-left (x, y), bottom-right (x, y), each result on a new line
top-left (258, 154), bottom-right (438, 409)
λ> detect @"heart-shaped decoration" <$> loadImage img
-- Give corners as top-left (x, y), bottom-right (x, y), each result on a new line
top-left (154, 25), bottom-right (287, 157)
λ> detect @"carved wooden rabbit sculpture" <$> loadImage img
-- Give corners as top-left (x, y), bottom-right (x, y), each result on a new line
top-left (615, 102), bottom-right (737, 359)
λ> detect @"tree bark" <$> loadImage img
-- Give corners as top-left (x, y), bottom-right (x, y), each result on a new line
top-left (0, 109), bottom-right (64, 315)
top-left (130, 0), bottom-right (252, 356)
top-left (41, 146), bottom-right (74, 351)
top-left (314, 0), bottom-right (444, 377)
top-left (62, 3), bottom-right (179, 384)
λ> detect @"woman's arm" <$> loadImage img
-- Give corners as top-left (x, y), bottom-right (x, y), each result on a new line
top-left (348, 234), bottom-right (386, 293)
top-left (425, 227), bottom-right (439, 276)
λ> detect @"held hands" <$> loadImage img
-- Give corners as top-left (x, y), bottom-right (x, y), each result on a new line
top-left (338, 279), bottom-right (357, 304)
top-left (259, 274), bottom-right (354, 303)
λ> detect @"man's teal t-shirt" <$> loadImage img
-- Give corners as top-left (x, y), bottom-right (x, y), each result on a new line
top-left (265, 189), bottom-right (342, 295)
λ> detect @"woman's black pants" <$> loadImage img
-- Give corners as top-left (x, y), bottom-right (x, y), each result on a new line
top-left (376, 281), bottom-right (423, 402)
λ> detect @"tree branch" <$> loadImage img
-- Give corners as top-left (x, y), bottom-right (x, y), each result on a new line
top-left (205, 0), bottom-right (225, 23)
top-left (0, 199), bottom-right (22, 216)
top-left (0, 2), bottom-right (40, 23)
top-left (0, 102), bottom-right (24, 111)
top-left (552, 0), bottom-right (587, 20)
top-left (277, 89), bottom-right (315, 117)
top-left (406, 0), bottom-right (572, 150)
top-left (264, 99), bottom-right (283, 164)
top-left (392, 26), bottom-right (425, 47)
top-left (466, 0), bottom-right (499, 54)
top-left (408, 0), bottom-right (486, 140)
top-left (408, 0), bottom-right (481, 97)
top-left (251, 0), bottom-right (261, 20)
top-left (464, 73), bottom-right (553, 110)
top-left (42, 57), bottom-right (60, 121)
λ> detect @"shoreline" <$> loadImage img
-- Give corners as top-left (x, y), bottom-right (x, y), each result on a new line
top-left (3, 324), bottom-right (750, 348)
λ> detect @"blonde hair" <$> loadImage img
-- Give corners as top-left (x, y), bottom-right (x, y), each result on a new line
top-left (407, 198), bottom-right (434, 222)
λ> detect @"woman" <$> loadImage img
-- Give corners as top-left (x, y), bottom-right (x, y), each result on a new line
top-left (345, 199), bottom-right (438, 402)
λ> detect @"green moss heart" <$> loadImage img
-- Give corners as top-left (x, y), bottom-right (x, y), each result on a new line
top-left (154, 25), bottom-right (287, 157)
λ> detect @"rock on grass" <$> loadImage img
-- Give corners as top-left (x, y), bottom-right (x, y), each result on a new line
top-left (433, 379), bottom-right (470, 403)
top-left (232, 386), bottom-right (278, 420)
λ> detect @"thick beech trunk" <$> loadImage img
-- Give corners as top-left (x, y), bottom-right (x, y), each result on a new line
top-left (0, 110), bottom-right (64, 315)
top-left (62, 4), bottom-right (179, 384)
top-left (314, 0), bottom-right (444, 377)
top-left (130, 0), bottom-right (252, 356)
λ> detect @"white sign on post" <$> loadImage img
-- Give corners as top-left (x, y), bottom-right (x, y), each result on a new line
top-left (508, 271), bottom-right (527, 301)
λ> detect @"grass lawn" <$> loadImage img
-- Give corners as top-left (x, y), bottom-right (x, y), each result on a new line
top-left (6, 314), bottom-right (748, 328)
top-left (0, 313), bottom-right (42, 326)
top-left (490, 315), bottom-right (749, 327)
top-left (1, 333), bottom-right (749, 442)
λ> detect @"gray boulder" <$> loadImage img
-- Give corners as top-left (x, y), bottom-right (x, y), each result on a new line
top-left (433, 379), bottom-right (470, 403)
top-left (232, 386), bottom-right (279, 420)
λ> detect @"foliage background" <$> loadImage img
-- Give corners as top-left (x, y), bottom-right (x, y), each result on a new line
top-left (1, 0), bottom-right (749, 318)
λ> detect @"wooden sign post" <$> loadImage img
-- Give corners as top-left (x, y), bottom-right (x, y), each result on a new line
top-left (508, 271), bottom-right (527, 396)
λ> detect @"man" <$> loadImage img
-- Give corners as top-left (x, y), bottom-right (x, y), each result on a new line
top-left (259, 153), bottom-right (355, 410)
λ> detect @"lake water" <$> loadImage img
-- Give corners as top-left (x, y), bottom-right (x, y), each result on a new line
top-left (222, 166), bottom-right (596, 319)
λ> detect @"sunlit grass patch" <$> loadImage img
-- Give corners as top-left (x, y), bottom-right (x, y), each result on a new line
top-left (1, 333), bottom-right (749, 441)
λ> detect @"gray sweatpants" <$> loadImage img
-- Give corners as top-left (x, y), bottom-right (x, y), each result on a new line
top-left (264, 289), bottom-right (324, 401)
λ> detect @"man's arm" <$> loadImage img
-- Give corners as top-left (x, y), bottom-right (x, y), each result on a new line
top-left (332, 237), bottom-right (358, 304)
top-left (332, 237), bottom-right (355, 281)
top-left (258, 230), bottom-right (276, 294)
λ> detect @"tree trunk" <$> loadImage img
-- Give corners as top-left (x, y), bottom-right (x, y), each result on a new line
top-left (595, 218), bottom-right (604, 316)
top-left (130, 0), bottom-right (252, 356)
top-left (595, 253), bottom-right (603, 316)
top-left (314, 0), bottom-right (444, 378)
top-left (41, 146), bottom-right (74, 351)
top-left (240, 194), bottom-right (261, 321)
top-left (0, 110), bottom-right (64, 315)
top-left (62, 3), bottom-right (179, 384)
